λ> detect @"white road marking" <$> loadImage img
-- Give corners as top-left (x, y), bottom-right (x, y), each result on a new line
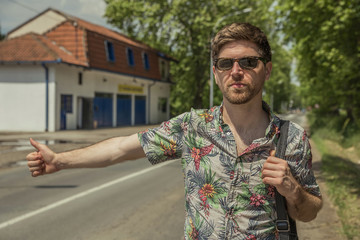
top-left (0, 160), bottom-right (174, 229)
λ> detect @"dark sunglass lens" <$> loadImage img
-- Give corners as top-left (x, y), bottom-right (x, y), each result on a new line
top-left (239, 58), bottom-right (258, 69)
top-left (217, 59), bottom-right (233, 70)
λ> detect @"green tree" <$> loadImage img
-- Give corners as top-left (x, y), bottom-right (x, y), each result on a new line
top-left (104, 0), bottom-right (292, 115)
top-left (263, 36), bottom-right (292, 113)
top-left (277, 0), bottom-right (360, 123)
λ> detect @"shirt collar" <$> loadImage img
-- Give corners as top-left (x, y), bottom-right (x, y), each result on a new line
top-left (212, 101), bottom-right (281, 139)
top-left (263, 101), bottom-right (281, 139)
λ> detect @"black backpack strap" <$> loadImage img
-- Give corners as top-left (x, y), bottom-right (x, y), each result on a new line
top-left (275, 120), bottom-right (298, 240)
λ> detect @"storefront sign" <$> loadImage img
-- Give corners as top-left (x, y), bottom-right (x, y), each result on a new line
top-left (118, 84), bottom-right (143, 94)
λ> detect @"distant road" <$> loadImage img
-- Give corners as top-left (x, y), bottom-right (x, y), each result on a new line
top-left (0, 158), bottom-right (185, 240)
top-left (278, 112), bottom-right (309, 129)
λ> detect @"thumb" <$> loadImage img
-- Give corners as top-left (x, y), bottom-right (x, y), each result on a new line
top-left (269, 149), bottom-right (276, 157)
top-left (30, 138), bottom-right (42, 151)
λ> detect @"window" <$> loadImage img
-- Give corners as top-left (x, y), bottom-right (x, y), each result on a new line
top-left (142, 52), bottom-right (150, 70)
top-left (105, 40), bottom-right (115, 62)
top-left (61, 95), bottom-right (73, 113)
top-left (127, 47), bottom-right (135, 66)
top-left (78, 72), bottom-right (82, 85)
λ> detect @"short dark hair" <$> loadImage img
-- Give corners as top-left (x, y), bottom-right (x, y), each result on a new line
top-left (212, 22), bottom-right (272, 62)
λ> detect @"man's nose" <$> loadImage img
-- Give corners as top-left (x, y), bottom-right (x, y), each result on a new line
top-left (231, 61), bottom-right (244, 75)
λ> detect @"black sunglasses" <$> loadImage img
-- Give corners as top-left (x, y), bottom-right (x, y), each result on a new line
top-left (214, 56), bottom-right (267, 71)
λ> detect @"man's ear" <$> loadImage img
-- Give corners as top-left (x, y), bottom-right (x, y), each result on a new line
top-left (213, 65), bottom-right (219, 85)
top-left (265, 62), bottom-right (272, 81)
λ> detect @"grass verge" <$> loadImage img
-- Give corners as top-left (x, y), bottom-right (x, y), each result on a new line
top-left (311, 131), bottom-right (360, 239)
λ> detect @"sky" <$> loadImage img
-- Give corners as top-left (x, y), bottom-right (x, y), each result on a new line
top-left (0, 0), bottom-right (116, 35)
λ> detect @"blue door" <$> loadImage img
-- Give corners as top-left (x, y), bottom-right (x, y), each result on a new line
top-left (93, 95), bottom-right (113, 128)
top-left (135, 96), bottom-right (146, 125)
top-left (60, 95), bottom-right (73, 130)
top-left (60, 109), bottom-right (66, 130)
top-left (117, 95), bottom-right (132, 126)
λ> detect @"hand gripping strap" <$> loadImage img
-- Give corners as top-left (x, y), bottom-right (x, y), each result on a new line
top-left (275, 120), bottom-right (298, 240)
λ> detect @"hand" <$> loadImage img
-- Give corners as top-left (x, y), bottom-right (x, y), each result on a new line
top-left (261, 150), bottom-right (300, 201)
top-left (26, 138), bottom-right (58, 177)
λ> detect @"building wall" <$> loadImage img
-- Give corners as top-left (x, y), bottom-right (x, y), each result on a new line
top-left (148, 83), bottom-right (171, 124)
top-left (0, 62), bottom-right (171, 132)
top-left (0, 65), bottom-right (50, 131)
top-left (54, 64), bottom-right (171, 131)
top-left (86, 31), bottom-right (163, 81)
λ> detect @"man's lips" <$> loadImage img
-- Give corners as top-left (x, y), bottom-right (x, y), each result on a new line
top-left (230, 83), bottom-right (246, 88)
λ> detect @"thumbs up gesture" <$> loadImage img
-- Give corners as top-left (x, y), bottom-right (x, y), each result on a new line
top-left (261, 150), bottom-right (299, 200)
top-left (26, 138), bottom-right (58, 177)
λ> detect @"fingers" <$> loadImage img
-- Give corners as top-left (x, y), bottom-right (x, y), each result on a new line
top-left (29, 166), bottom-right (43, 172)
top-left (263, 161), bottom-right (287, 171)
top-left (31, 170), bottom-right (44, 177)
top-left (266, 155), bottom-right (284, 164)
top-left (27, 157), bottom-right (44, 176)
top-left (262, 150), bottom-right (286, 171)
top-left (28, 159), bottom-right (43, 167)
top-left (26, 151), bottom-right (42, 161)
top-left (261, 150), bottom-right (288, 184)
top-left (27, 148), bottom-right (45, 177)
top-left (262, 176), bottom-right (282, 186)
top-left (262, 166), bottom-right (285, 177)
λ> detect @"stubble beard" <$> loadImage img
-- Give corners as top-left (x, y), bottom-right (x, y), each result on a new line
top-left (223, 83), bottom-right (263, 105)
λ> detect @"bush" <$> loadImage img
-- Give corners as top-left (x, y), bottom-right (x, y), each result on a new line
top-left (308, 111), bottom-right (360, 157)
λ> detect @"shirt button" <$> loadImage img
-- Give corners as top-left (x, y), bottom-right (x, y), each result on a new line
top-left (227, 132), bottom-right (231, 135)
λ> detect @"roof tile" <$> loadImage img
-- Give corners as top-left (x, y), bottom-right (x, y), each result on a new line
top-left (0, 33), bottom-right (88, 66)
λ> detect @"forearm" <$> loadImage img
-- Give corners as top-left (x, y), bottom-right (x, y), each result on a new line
top-left (286, 185), bottom-right (323, 222)
top-left (54, 134), bottom-right (145, 169)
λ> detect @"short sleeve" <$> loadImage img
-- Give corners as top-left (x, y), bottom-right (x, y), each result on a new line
top-left (137, 112), bottom-right (189, 165)
top-left (285, 123), bottom-right (321, 197)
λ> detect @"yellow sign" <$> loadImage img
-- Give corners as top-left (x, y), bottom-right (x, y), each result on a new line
top-left (118, 84), bottom-right (143, 94)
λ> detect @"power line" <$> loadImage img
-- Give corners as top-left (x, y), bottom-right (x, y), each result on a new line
top-left (5, 0), bottom-right (69, 25)
top-left (6, 0), bottom-right (40, 15)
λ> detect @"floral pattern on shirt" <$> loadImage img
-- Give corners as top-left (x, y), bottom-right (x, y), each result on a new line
top-left (138, 102), bottom-right (321, 240)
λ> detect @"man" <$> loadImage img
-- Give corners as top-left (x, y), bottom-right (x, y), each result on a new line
top-left (27, 22), bottom-right (322, 239)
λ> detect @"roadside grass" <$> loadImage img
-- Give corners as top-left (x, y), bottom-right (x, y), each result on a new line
top-left (311, 128), bottom-right (360, 239)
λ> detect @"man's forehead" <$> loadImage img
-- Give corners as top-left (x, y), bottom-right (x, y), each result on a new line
top-left (218, 40), bottom-right (260, 57)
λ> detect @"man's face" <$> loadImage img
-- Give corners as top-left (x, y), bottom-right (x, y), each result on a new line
top-left (213, 40), bottom-right (272, 105)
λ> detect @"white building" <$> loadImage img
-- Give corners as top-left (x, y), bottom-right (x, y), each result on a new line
top-left (0, 8), bottom-right (174, 132)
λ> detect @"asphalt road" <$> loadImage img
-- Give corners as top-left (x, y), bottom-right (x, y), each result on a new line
top-left (0, 114), bottom-right (343, 240)
top-left (0, 157), bottom-right (185, 240)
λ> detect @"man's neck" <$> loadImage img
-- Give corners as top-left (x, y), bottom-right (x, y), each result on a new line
top-left (222, 97), bottom-right (269, 132)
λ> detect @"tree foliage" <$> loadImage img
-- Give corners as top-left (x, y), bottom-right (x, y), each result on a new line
top-left (104, 0), bottom-right (292, 115)
top-left (277, 0), bottom-right (360, 123)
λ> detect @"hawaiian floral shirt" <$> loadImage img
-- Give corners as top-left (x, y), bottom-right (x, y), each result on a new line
top-left (138, 102), bottom-right (321, 240)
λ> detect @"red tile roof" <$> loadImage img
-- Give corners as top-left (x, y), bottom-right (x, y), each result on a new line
top-left (50, 8), bottom-right (175, 60)
top-left (0, 8), bottom-right (175, 66)
top-left (0, 33), bottom-right (88, 66)
top-left (74, 18), bottom-right (153, 51)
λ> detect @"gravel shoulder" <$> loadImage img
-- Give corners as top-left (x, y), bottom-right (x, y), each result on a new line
top-left (296, 139), bottom-right (343, 239)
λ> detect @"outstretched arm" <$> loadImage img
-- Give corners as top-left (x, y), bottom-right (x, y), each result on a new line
top-left (261, 150), bottom-right (323, 222)
top-left (26, 133), bottom-right (145, 177)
